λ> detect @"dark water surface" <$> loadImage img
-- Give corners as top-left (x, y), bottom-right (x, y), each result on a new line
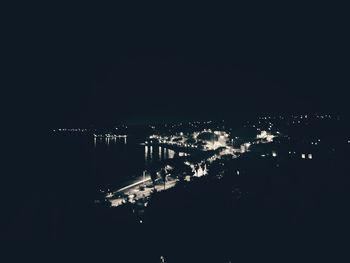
top-left (52, 134), bottom-right (175, 193)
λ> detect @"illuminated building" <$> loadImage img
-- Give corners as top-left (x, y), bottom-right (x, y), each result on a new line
top-left (240, 142), bottom-right (251, 153)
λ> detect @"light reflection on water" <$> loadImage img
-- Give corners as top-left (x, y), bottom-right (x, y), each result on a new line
top-left (144, 145), bottom-right (176, 164)
top-left (95, 136), bottom-right (176, 163)
top-left (91, 136), bottom-right (182, 190)
top-left (145, 144), bottom-right (148, 162)
top-left (94, 136), bottom-right (128, 146)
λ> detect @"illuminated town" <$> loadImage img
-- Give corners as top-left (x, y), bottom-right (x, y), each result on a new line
top-left (53, 113), bottom-right (349, 226)
top-left (50, 112), bottom-right (349, 263)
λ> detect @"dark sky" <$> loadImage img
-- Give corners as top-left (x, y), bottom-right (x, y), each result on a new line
top-left (25, 5), bottom-right (348, 127)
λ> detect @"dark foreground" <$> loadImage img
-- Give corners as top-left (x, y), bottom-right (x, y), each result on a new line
top-left (4, 125), bottom-right (350, 263)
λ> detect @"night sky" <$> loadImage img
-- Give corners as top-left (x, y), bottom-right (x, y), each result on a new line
top-left (29, 6), bottom-right (348, 127)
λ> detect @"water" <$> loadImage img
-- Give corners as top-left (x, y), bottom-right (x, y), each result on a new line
top-left (91, 136), bottom-right (175, 190)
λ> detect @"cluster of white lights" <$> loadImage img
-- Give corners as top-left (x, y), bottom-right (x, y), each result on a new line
top-left (301, 153), bottom-right (313, 159)
top-left (240, 143), bottom-right (251, 153)
top-left (54, 128), bottom-right (88, 132)
top-left (148, 130), bottom-right (232, 151)
top-left (94, 134), bottom-right (127, 138)
top-left (256, 130), bottom-right (275, 142)
top-left (258, 114), bottom-right (338, 121)
top-left (315, 114), bottom-right (332, 119)
top-left (291, 115), bottom-right (309, 119)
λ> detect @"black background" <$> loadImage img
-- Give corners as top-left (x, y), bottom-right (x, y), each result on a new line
top-left (2, 3), bottom-right (350, 260)
top-left (6, 3), bottom-right (346, 127)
